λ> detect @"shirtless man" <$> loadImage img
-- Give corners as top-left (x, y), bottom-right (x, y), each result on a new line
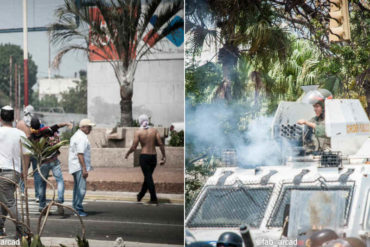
top-left (16, 105), bottom-right (41, 201)
top-left (125, 114), bottom-right (166, 204)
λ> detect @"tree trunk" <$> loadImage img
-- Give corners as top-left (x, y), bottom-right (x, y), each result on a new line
top-left (250, 71), bottom-right (263, 108)
top-left (214, 44), bottom-right (238, 102)
top-left (365, 83), bottom-right (370, 118)
top-left (120, 85), bottom-right (133, 127)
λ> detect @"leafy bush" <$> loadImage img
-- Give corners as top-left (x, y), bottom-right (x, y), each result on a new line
top-left (169, 130), bottom-right (184, 146)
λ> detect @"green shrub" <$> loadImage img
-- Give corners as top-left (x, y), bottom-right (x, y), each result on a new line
top-left (169, 130), bottom-right (184, 146)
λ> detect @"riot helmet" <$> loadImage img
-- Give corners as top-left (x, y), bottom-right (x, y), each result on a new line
top-left (310, 229), bottom-right (338, 247)
top-left (302, 88), bottom-right (333, 106)
top-left (217, 232), bottom-right (243, 247)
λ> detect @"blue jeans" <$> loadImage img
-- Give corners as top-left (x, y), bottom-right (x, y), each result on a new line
top-left (38, 160), bottom-right (65, 210)
top-left (72, 170), bottom-right (86, 212)
top-left (20, 157), bottom-right (41, 198)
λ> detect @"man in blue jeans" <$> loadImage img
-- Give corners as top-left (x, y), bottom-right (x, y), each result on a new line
top-left (68, 119), bottom-right (95, 217)
top-left (29, 117), bottom-right (73, 214)
top-left (16, 105), bottom-right (41, 202)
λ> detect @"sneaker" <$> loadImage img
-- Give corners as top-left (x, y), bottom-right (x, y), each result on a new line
top-left (74, 211), bottom-right (88, 217)
top-left (0, 228), bottom-right (7, 239)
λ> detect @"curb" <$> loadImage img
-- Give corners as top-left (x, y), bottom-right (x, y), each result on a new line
top-left (29, 190), bottom-right (184, 204)
top-left (41, 237), bottom-right (183, 247)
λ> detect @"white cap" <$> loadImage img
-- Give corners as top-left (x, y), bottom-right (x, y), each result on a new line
top-left (79, 119), bottom-right (96, 128)
top-left (2, 105), bottom-right (13, 111)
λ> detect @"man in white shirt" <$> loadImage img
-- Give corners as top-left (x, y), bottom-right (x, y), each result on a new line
top-left (68, 119), bottom-right (95, 217)
top-left (0, 106), bottom-right (30, 238)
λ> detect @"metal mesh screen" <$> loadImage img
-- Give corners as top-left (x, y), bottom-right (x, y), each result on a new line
top-left (320, 151), bottom-right (342, 167)
top-left (268, 185), bottom-right (353, 227)
top-left (187, 186), bottom-right (273, 228)
top-left (222, 149), bottom-right (237, 167)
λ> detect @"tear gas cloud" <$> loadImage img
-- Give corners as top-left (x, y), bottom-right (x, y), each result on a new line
top-left (186, 101), bottom-right (283, 167)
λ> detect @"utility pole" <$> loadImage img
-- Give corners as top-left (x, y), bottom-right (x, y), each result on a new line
top-left (14, 64), bottom-right (18, 119)
top-left (48, 32), bottom-right (51, 79)
top-left (9, 56), bottom-right (13, 106)
top-left (23, 0), bottom-right (29, 106)
top-left (18, 64), bottom-right (21, 110)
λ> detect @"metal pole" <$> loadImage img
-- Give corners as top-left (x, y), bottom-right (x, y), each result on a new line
top-left (23, 0), bottom-right (29, 106)
top-left (14, 64), bottom-right (18, 117)
top-left (9, 56), bottom-right (12, 106)
top-left (48, 32), bottom-right (51, 79)
top-left (18, 65), bottom-right (21, 110)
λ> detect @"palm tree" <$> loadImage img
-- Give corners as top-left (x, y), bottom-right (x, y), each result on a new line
top-left (50, 0), bottom-right (184, 126)
top-left (186, 0), bottom-right (289, 102)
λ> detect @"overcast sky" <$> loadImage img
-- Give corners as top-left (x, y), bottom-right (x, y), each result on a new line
top-left (0, 0), bottom-right (87, 78)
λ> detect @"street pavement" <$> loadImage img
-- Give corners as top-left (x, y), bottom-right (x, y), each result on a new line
top-left (4, 198), bottom-right (184, 246)
top-left (27, 167), bottom-right (184, 194)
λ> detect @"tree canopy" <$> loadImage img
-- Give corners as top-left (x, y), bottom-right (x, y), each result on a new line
top-left (0, 43), bottom-right (38, 106)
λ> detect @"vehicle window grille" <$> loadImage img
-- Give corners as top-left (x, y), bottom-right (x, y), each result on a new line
top-left (267, 185), bottom-right (353, 227)
top-left (187, 186), bottom-right (273, 228)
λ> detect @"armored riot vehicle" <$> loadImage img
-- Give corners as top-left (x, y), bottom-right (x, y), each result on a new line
top-left (185, 88), bottom-right (370, 246)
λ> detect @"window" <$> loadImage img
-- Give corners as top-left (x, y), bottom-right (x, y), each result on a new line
top-left (186, 186), bottom-right (273, 228)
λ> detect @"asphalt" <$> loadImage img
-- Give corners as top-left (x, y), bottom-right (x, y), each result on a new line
top-left (25, 167), bottom-right (184, 194)
top-left (4, 200), bottom-right (184, 246)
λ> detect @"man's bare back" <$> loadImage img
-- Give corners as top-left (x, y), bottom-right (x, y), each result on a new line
top-left (16, 120), bottom-right (32, 137)
top-left (125, 127), bottom-right (166, 164)
top-left (137, 128), bottom-right (162, 154)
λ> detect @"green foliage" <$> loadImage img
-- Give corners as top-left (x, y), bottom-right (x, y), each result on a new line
top-left (22, 137), bottom-right (69, 163)
top-left (169, 130), bottom-right (184, 146)
top-left (185, 62), bottom-right (222, 104)
top-left (60, 125), bottom-right (79, 142)
top-left (0, 43), bottom-right (38, 106)
top-left (60, 72), bottom-right (87, 114)
top-left (32, 94), bottom-right (59, 110)
top-left (21, 234), bottom-right (44, 247)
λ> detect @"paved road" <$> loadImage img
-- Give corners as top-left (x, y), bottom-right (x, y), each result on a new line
top-left (5, 199), bottom-right (184, 245)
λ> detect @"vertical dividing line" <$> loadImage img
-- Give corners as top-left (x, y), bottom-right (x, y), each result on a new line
top-left (9, 56), bottom-right (13, 106)
top-left (23, 0), bottom-right (29, 106)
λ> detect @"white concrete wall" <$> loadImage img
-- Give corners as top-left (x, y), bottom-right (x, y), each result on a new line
top-left (87, 50), bottom-right (184, 127)
top-left (38, 77), bottom-right (80, 100)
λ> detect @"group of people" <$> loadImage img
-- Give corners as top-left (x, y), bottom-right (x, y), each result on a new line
top-left (0, 105), bottom-right (96, 238)
top-left (0, 105), bottom-right (166, 239)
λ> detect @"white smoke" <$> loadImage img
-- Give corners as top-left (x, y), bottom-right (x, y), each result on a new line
top-left (186, 101), bottom-right (284, 167)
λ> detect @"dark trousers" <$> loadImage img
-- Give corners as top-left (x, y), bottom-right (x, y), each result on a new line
top-left (138, 154), bottom-right (157, 201)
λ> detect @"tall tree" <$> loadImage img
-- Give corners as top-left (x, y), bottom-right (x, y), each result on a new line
top-left (186, 0), bottom-right (289, 102)
top-left (50, 0), bottom-right (184, 126)
top-left (0, 44), bottom-right (38, 106)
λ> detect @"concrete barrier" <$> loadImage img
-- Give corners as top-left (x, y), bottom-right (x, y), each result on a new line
top-left (58, 146), bottom-right (183, 168)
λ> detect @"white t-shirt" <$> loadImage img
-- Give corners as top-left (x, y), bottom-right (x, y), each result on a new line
top-left (68, 129), bottom-right (92, 174)
top-left (0, 127), bottom-right (29, 173)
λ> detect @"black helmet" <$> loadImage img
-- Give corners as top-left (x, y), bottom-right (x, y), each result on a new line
top-left (217, 232), bottom-right (243, 247)
top-left (310, 229), bottom-right (338, 247)
top-left (1, 105), bottom-right (14, 122)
